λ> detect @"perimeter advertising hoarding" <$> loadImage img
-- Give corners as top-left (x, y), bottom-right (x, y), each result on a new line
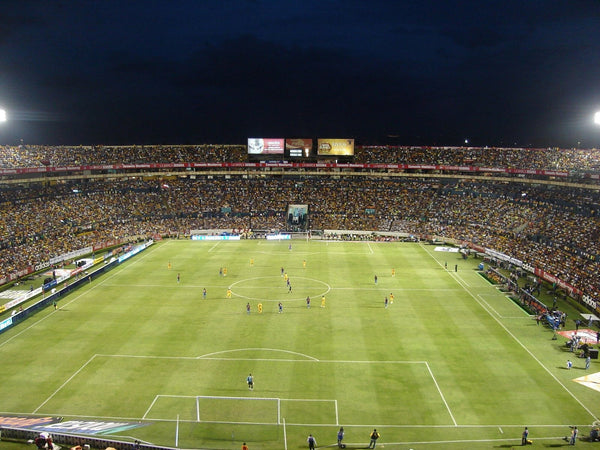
top-left (317, 138), bottom-right (354, 156)
top-left (247, 138), bottom-right (285, 155)
top-left (285, 138), bottom-right (313, 157)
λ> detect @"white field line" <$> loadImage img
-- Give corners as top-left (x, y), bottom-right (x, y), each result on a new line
top-left (425, 361), bottom-right (457, 426)
top-left (283, 417), bottom-right (288, 450)
top-left (33, 354), bottom-right (98, 414)
top-left (143, 396), bottom-right (158, 420)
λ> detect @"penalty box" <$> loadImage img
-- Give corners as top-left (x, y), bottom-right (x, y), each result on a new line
top-left (44, 355), bottom-right (451, 425)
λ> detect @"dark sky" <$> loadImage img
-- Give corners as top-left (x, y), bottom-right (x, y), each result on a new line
top-left (0, 0), bottom-right (599, 148)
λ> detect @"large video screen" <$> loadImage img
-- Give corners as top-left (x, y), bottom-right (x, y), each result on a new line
top-left (285, 138), bottom-right (313, 158)
top-left (317, 138), bottom-right (355, 156)
top-left (247, 138), bottom-right (285, 155)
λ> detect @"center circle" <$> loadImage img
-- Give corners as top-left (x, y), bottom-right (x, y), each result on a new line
top-left (229, 276), bottom-right (331, 302)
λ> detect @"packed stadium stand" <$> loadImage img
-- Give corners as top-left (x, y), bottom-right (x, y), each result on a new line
top-left (1, 143), bottom-right (599, 307)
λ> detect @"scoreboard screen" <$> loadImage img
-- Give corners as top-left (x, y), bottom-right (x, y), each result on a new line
top-left (285, 138), bottom-right (313, 157)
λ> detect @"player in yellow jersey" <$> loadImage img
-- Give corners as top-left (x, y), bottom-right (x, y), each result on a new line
top-left (391, 268), bottom-right (395, 277)
top-left (168, 261), bottom-right (172, 270)
top-left (250, 258), bottom-right (254, 266)
top-left (303, 260), bottom-right (307, 269)
top-left (226, 288), bottom-right (232, 298)
top-left (321, 296), bottom-right (326, 308)
top-left (258, 303), bottom-right (263, 313)
top-left (389, 292), bottom-right (394, 304)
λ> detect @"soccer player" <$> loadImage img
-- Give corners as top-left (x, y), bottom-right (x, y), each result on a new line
top-left (177, 273), bottom-right (180, 283)
top-left (306, 296), bottom-right (311, 308)
top-left (389, 293), bottom-right (394, 304)
top-left (321, 296), bottom-right (326, 308)
top-left (258, 303), bottom-right (263, 313)
top-left (246, 373), bottom-right (254, 390)
top-left (246, 303), bottom-right (251, 314)
top-left (303, 260), bottom-right (307, 268)
top-left (242, 443), bottom-right (249, 450)
top-left (202, 288), bottom-right (207, 299)
top-left (391, 268), bottom-right (395, 277)
top-left (278, 302), bottom-right (283, 313)
top-left (250, 258), bottom-right (254, 266)
top-left (384, 297), bottom-right (388, 308)
top-left (374, 275), bottom-right (378, 284)
top-left (168, 261), bottom-right (172, 270)
top-left (226, 288), bottom-right (232, 299)
top-left (307, 434), bottom-right (316, 450)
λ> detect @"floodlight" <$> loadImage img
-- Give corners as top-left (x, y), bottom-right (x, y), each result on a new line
top-left (0, 109), bottom-right (6, 122)
top-left (595, 111), bottom-right (600, 125)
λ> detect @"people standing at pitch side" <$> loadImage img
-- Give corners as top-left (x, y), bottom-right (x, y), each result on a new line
top-left (307, 434), bottom-right (316, 450)
top-left (337, 427), bottom-right (345, 448)
top-left (368, 429), bottom-right (380, 448)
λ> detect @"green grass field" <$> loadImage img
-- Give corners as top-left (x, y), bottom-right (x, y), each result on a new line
top-left (0, 239), bottom-right (598, 449)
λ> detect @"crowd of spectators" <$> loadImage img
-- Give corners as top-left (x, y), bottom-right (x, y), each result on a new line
top-left (1, 143), bottom-right (600, 305)
top-left (1, 144), bottom-right (600, 174)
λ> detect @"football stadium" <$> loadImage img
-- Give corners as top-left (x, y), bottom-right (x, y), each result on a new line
top-left (1, 142), bottom-right (600, 450)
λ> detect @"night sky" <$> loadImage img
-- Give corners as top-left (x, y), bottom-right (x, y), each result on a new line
top-left (0, 0), bottom-right (599, 148)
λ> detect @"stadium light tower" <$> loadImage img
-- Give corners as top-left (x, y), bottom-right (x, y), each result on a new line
top-left (595, 111), bottom-right (600, 125)
top-left (0, 108), bottom-right (6, 122)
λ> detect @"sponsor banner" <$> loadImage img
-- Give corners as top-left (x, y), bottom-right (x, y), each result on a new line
top-left (35, 419), bottom-right (146, 435)
top-left (191, 235), bottom-right (241, 241)
top-left (49, 247), bottom-right (93, 265)
top-left (266, 234), bottom-right (291, 240)
top-left (0, 415), bottom-right (62, 428)
top-left (317, 138), bottom-right (354, 156)
top-left (434, 246), bottom-right (459, 252)
top-left (534, 268), bottom-right (582, 297)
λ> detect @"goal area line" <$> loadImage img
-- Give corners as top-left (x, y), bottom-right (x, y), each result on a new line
top-left (143, 394), bottom-right (338, 425)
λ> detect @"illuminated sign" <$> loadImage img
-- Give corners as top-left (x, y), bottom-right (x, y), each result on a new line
top-left (247, 138), bottom-right (284, 154)
top-left (317, 138), bottom-right (354, 156)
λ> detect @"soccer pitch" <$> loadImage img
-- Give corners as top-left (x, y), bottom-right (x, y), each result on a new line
top-left (1, 239), bottom-right (598, 449)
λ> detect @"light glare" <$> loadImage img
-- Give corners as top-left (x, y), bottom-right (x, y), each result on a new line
top-left (595, 111), bottom-right (600, 125)
top-left (0, 109), bottom-right (6, 122)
